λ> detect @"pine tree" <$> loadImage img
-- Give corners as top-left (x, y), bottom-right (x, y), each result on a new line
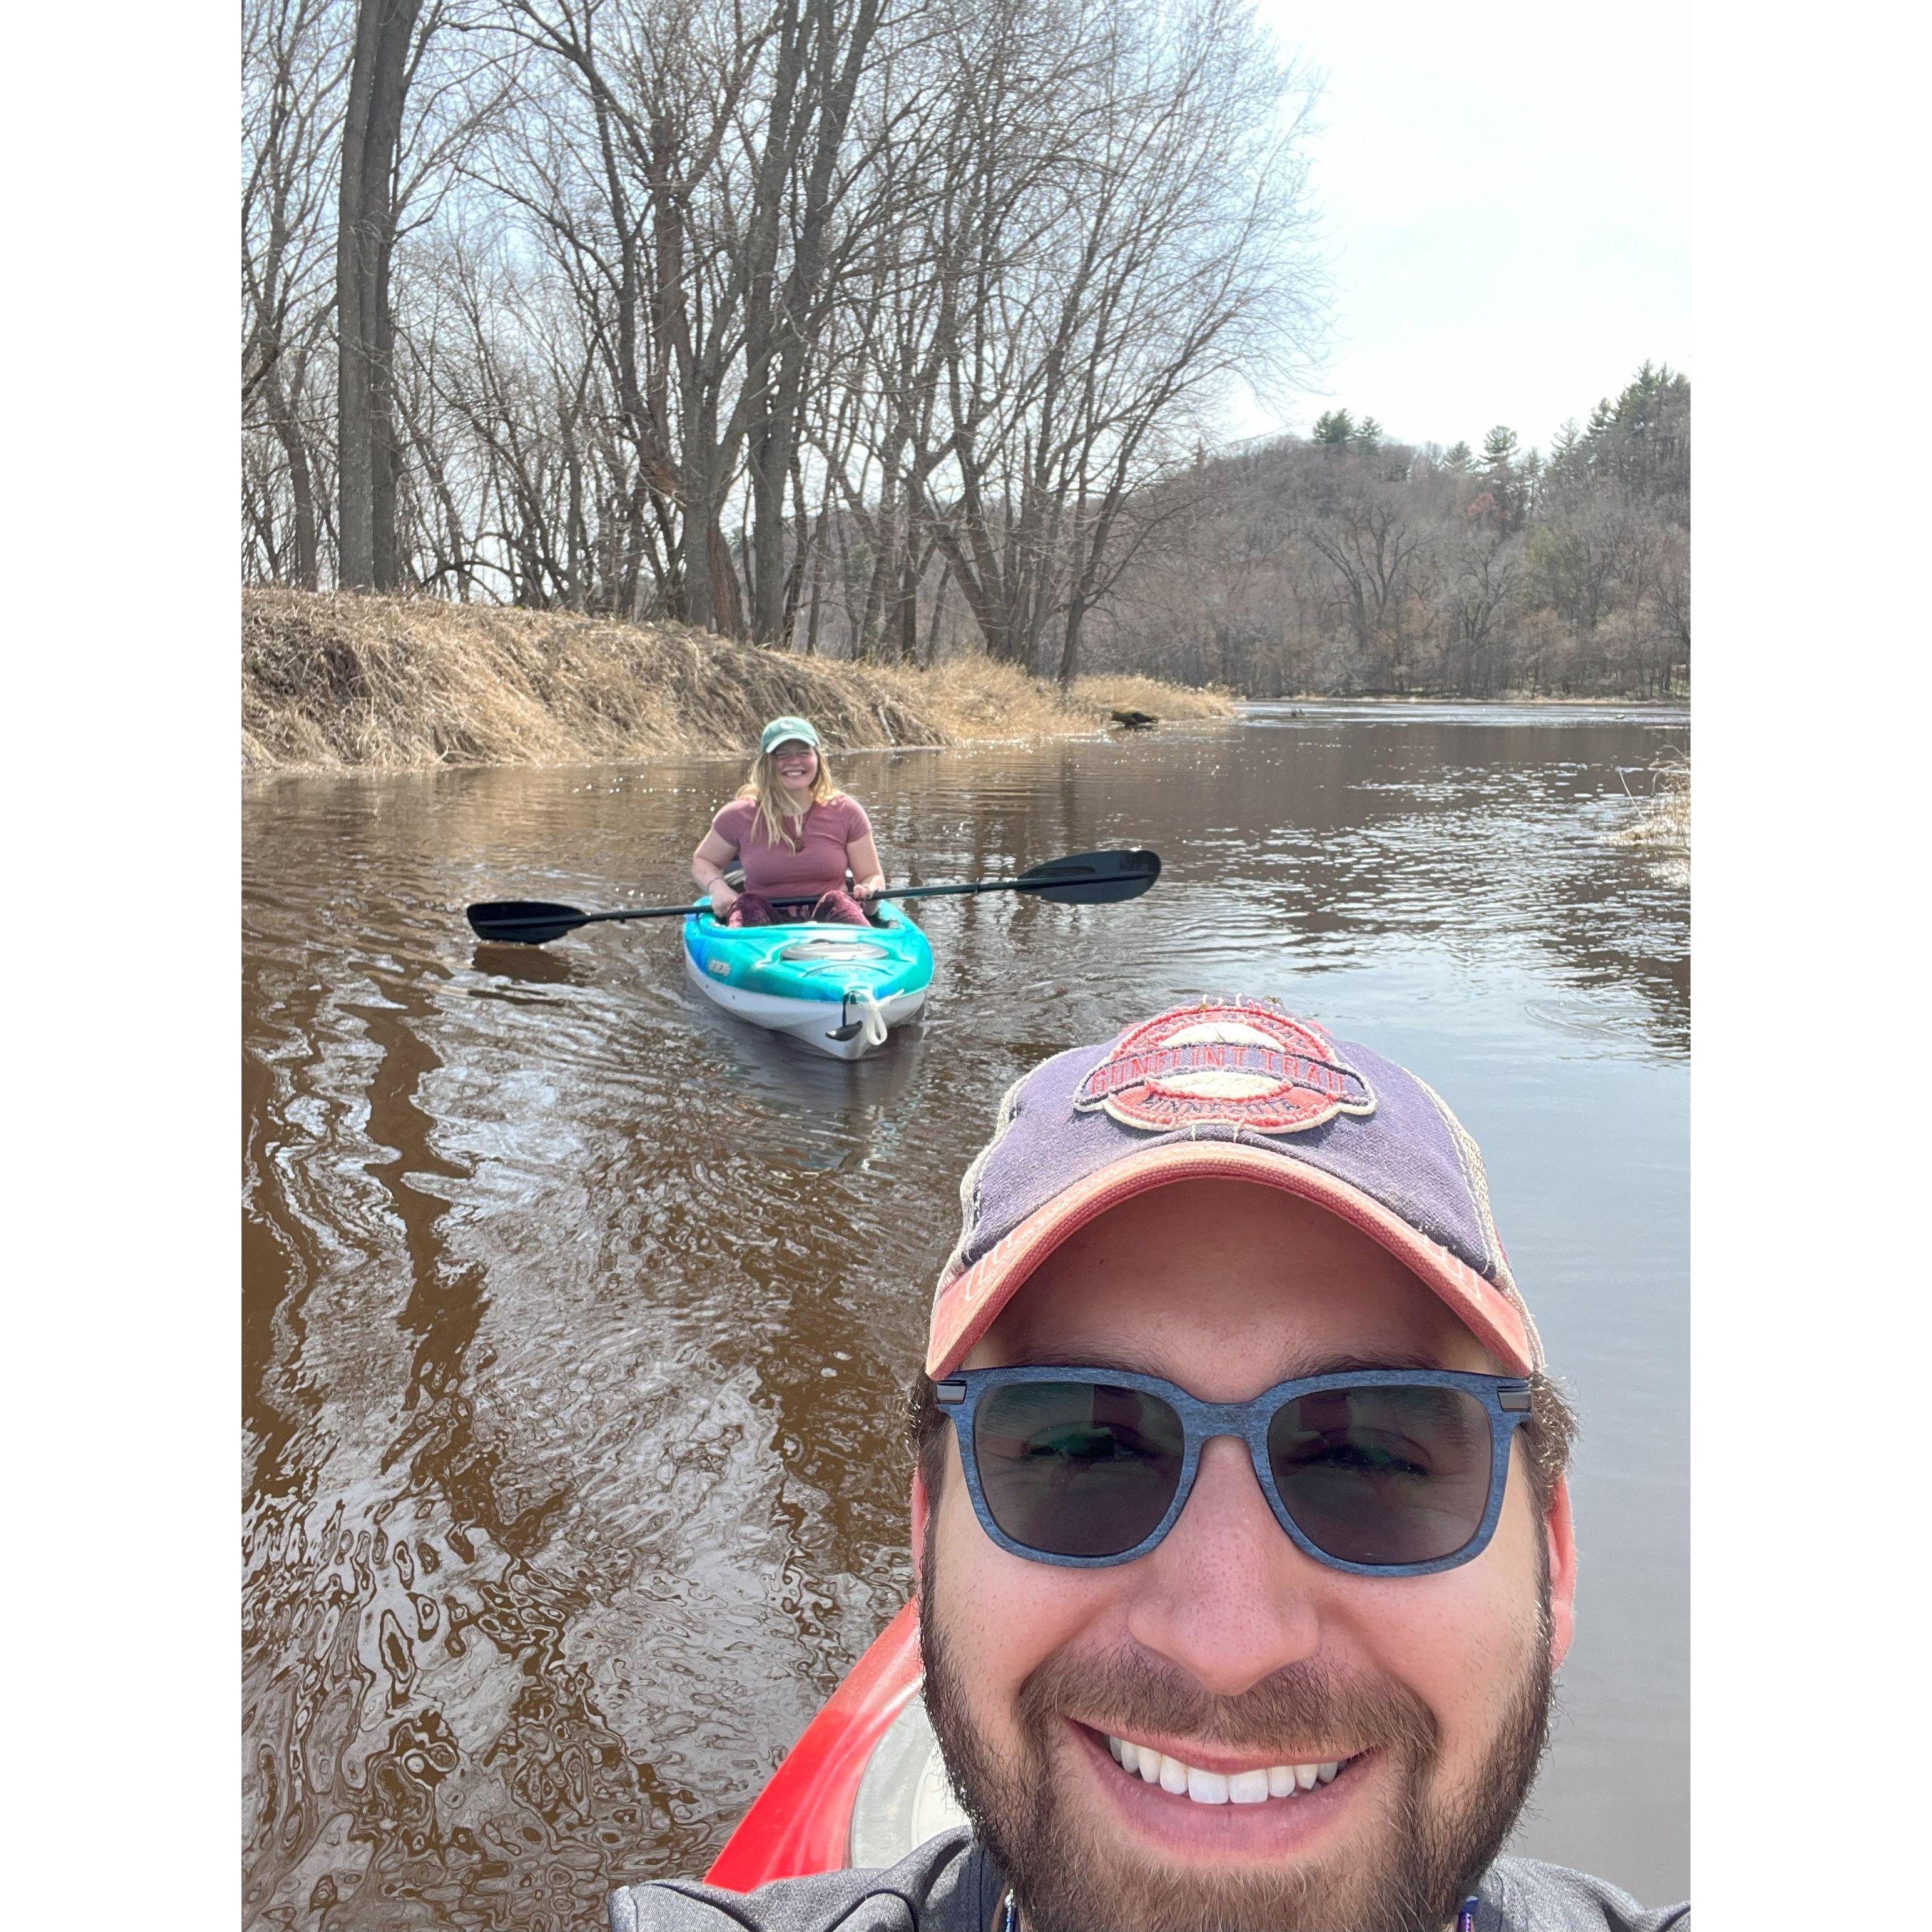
top-left (1582, 364), bottom-right (1690, 496)
top-left (1311, 409), bottom-right (1355, 448)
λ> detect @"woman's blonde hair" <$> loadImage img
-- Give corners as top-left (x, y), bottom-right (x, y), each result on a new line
top-left (737, 739), bottom-right (841, 851)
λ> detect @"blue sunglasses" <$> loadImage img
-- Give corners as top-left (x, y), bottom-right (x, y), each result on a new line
top-left (937, 1366), bottom-right (1532, 1577)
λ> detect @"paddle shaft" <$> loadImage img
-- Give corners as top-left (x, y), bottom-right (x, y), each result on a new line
top-left (466, 847), bottom-right (1159, 943)
top-left (579, 875), bottom-right (1096, 925)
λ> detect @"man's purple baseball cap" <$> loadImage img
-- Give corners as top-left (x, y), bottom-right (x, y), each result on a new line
top-left (927, 997), bottom-right (1543, 1379)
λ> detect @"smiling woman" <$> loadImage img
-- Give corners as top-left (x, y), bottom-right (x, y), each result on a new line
top-left (691, 718), bottom-right (887, 930)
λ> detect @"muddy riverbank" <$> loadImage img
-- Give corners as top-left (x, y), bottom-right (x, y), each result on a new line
top-left (242, 591), bottom-right (1234, 772)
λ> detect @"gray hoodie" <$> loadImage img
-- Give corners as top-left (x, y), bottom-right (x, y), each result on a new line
top-left (606, 1828), bottom-right (1689, 1932)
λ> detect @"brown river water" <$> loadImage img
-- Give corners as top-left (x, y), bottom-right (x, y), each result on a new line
top-left (243, 704), bottom-right (1689, 1928)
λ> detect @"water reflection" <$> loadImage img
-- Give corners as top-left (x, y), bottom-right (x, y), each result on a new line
top-left (470, 943), bottom-right (590, 988)
top-left (244, 706), bottom-right (1688, 1926)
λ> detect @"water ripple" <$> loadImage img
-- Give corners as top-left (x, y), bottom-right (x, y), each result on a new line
top-left (245, 708), bottom-right (1689, 1921)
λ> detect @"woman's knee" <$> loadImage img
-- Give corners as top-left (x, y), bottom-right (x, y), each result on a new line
top-left (726, 892), bottom-right (777, 927)
top-left (813, 890), bottom-right (868, 925)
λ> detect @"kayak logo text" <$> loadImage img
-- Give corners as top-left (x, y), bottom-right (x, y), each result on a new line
top-left (1074, 999), bottom-right (1376, 1136)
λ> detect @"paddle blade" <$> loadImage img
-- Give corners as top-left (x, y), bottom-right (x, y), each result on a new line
top-left (465, 900), bottom-right (590, 945)
top-left (1017, 847), bottom-right (1162, 904)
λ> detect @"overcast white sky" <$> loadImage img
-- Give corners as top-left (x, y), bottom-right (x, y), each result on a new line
top-left (1240, 0), bottom-right (1690, 456)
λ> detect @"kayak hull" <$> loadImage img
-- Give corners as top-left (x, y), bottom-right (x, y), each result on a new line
top-left (682, 902), bottom-right (933, 1060)
top-left (705, 1601), bottom-right (969, 1888)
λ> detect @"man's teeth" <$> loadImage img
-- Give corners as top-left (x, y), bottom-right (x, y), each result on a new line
top-left (1105, 1734), bottom-right (1345, 1805)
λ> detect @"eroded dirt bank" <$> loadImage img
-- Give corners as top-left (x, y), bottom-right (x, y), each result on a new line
top-left (242, 590), bottom-right (1232, 771)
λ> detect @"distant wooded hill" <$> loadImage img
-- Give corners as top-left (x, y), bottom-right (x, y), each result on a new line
top-left (1079, 364), bottom-right (1690, 700)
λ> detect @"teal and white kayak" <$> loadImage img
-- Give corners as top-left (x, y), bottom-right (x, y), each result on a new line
top-left (682, 901), bottom-right (934, 1060)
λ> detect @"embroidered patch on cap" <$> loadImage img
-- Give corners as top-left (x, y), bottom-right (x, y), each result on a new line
top-left (1074, 999), bottom-right (1376, 1135)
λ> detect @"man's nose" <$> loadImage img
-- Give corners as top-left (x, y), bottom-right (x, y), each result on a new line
top-left (1122, 1435), bottom-right (1325, 1697)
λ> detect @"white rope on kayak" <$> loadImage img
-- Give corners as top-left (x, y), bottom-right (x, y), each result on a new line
top-left (849, 986), bottom-right (889, 1049)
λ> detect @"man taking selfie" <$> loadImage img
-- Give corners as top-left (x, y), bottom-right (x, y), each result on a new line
top-left (611, 999), bottom-right (1689, 1931)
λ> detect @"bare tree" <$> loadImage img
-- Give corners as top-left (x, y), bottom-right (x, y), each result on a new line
top-left (337, 0), bottom-right (429, 587)
top-left (243, 0), bottom-right (352, 587)
top-left (477, 0), bottom-right (900, 633)
top-left (869, 0), bottom-right (1321, 679)
top-left (1296, 452), bottom-right (1433, 688)
top-left (1439, 515), bottom-right (1522, 696)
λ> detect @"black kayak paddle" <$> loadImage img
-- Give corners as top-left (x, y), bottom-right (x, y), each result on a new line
top-left (465, 847), bottom-right (1161, 947)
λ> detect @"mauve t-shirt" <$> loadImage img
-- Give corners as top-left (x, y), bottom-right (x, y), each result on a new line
top-left (710, 794), bottom-right (873, 901)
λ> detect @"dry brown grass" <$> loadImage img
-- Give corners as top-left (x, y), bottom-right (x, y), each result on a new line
top-left (242, 590), bottom-right (1233, 772)
top-left (876, 655), bottom-right (1233, 743)
top-left (1607, 750), bottom-right (1689, 876)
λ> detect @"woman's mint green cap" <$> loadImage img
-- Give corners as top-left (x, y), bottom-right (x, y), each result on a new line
top-left (760, 716), bottom-right (821, 754)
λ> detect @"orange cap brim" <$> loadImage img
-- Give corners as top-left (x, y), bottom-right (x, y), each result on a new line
top-left (926, 1141), bottom-right (1538, 1380)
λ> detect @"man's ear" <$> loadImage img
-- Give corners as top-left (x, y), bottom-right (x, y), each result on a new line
top-left (1545, 1474), bottom-right (1577, 1670)
top-left (910, 1466), bottom-right (930, 1596)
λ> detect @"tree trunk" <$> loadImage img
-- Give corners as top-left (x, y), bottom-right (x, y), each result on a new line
top-left (925, 566), bottom-right (952, 670)
top-left (337, 0), bottom-right (422, 591)
top-left (708, 517), bottom-right (745, 638)
top-left (263, 362), bottom-right (318, 589)
top-left (897, 547), bottom-right (920, 664)
top-left (745, 0), bottom-right (885, 643)
top-left (370, 233), bottom-right (400, 587)
top-left (1057, 593), bottom-right (1087, 688)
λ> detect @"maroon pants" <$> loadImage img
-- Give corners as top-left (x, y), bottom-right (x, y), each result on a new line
top-left (725, 889), bottom-right (870, 928)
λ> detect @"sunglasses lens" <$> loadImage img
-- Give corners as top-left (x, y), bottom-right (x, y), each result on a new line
top-left (974, 1381), bottom-right (1185, 1558)
top-left (1267, 1385), bottom-right (1495, 1567)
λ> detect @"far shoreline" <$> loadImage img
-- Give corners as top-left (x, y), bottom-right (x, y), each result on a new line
top-left (240, 589), bottom-right (1685, 780)
top-left (1260, 691), bottom-right (1689, 708)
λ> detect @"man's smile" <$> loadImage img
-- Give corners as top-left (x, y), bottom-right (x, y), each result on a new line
top-left (1104, 1727), bottom-right (1354, 1799)
top-left (1059, 1717), bottom-right (1372, 1854)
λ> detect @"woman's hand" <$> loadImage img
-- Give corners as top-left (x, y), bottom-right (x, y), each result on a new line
top-left (708, 878), bottom-right (741, 918)
top-left (853, 874), bottom-right (887, 903)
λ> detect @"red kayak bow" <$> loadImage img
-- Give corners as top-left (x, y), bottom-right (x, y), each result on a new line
top-left (705, 1602), bottom-right (924, 1888)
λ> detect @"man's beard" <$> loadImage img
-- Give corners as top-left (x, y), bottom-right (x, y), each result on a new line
top-left (919, 1550), bottom-right (1552, 1932)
